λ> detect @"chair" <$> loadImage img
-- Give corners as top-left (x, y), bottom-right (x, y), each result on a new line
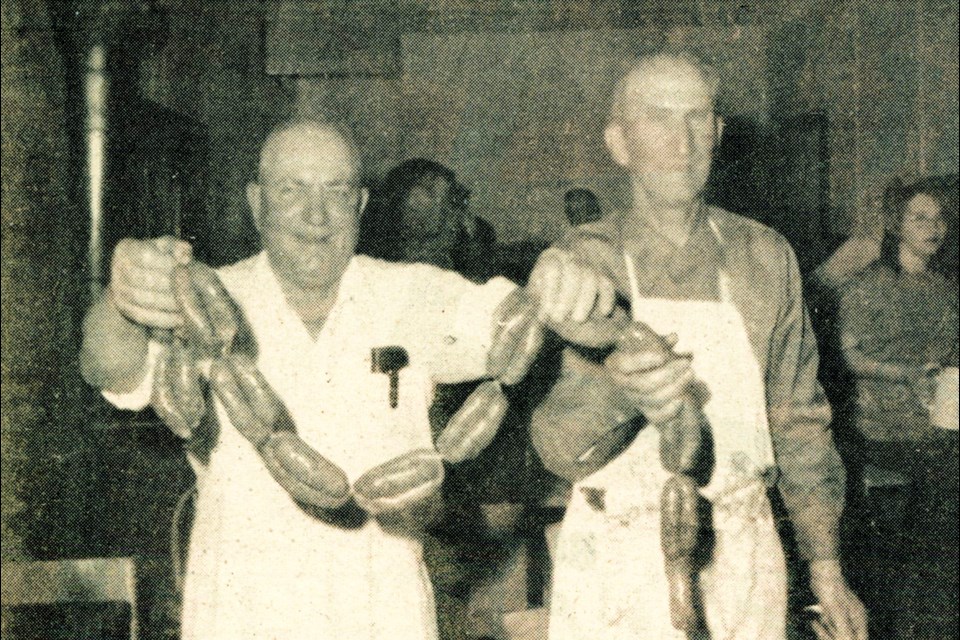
top-left (1, 557), bottom-right (138, 640)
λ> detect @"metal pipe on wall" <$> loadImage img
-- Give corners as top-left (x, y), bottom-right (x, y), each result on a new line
top-left (85, 43), bottom-right (107, 296)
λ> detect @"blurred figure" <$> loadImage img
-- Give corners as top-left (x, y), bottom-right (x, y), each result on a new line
top-left (563, 188), bottom-right (602, 227)
top-left (359, 158), bottom-right (461, 268)
top-left (837, 176), bottom-right (959, 639)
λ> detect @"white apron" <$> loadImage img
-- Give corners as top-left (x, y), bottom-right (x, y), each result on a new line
top-left (548, 246), bottom-right (787, 639)
top-left (175, 254), bottom-right (512, 640)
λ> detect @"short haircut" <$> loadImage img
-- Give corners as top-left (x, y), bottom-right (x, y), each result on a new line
top-left (609, 51), bottom-right (721, 126)
top-left (256, 118), bottom-right (361, 181)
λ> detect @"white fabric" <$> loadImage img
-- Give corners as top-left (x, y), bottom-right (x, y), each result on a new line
top-left (105, 253), bottom-right (515, 639)
top-left (548, 258), bottom-right (786, 639)
top-left (101, 339), bottom-right (165, 410)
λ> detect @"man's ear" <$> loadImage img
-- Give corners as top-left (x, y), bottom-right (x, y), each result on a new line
top-left (246, 182), bottom-right (263, 232)
top-left (604, 124), bottom-right (631, 167)
top-left (715, 116), bottom-right (725, 143)
top-left (357, 187), bottom-right (370, 216)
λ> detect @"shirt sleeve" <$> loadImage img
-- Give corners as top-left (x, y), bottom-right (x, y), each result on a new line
top-left (530, 346), bottom-right (639, 482)
top-left (101, 339), bottom-right (165, 411)
top-left (398, 264), bottom-right (517, 383)
top-left (767, 241), bottom-right (846, 561)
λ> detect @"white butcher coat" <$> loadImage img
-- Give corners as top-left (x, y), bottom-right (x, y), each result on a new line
top-left (106, 252), bottom-right (516, 639)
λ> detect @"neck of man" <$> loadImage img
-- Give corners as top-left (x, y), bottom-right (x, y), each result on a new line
top-left (899, 245), bottom-right (930, 275)
top-left (272, 265), bottom-right (344, 339)
top-left (624, 180), bottom-right (703, 247)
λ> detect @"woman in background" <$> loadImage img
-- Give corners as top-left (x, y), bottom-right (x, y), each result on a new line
top-left (837, 176), bottom-right (959, 639)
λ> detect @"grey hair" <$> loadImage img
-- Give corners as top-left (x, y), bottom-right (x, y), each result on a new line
top-left (609, 52), bottom-right (721, 126)
top-left (257, 118), bottom-right (361, 181)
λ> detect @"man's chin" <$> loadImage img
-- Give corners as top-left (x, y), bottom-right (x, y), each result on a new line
top-left (642, 172), bottom-right (707, 207)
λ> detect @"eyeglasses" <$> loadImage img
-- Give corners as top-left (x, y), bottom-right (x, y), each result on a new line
top-left (905, 213), bottom-right (945, 226)
top-left (266, 180), bottom-right (362, 206)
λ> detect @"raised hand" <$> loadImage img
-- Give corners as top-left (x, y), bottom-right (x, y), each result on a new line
top-left (109, 236), bottom-right (191, 329)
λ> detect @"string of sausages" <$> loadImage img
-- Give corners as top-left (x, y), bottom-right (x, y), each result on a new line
top-left (604, 322), bottom-right (709, 634)
top-left (150, 261), bottom-right (545, 522)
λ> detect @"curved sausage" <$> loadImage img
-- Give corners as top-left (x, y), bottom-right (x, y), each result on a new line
top-left (186, 261), bottom-right (240, 356)
top-left (152, 337), bottom-right (206, 439)
top-left (353, 449), bottom-right (445, 515)
top-left (436, 381), bottom-right (509, 463)
top-left (261, 431), bottom-right (352, 509)
top-left (487, 290), bottom-right (541, 383)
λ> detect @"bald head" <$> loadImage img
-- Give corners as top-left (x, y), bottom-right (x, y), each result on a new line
top-left (258, 120), bottom-right (360, 183)
top-left (247, 119), bottom-right (368, 294)
top-left (610, 53), bottom-right (719, 127)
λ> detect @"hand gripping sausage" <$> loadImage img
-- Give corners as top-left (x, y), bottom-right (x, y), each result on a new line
top-left (435, 380), bottom-right (509, 463)
top-left (607, 322), bottom-right (708, 476)
top-left (152, 336), bottom-right (206, 439)
top-left (353, 449), bottom-right (445, 515)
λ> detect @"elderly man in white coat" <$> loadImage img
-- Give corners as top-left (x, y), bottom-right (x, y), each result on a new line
top-left (79, 120), bottom-right (615, 640)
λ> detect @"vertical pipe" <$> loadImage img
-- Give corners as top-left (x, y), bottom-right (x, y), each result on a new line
top-left (85, 44), bottom-right (107, 296)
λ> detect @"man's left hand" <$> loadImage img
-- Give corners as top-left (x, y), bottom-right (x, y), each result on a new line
top-left (809, 559), bottom-right (868, 640)
top-left (527, 248), bottom-right (616, 324)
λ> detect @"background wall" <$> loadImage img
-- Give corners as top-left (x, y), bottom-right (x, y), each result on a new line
top-left (2, 0), bottom-right (957, 575)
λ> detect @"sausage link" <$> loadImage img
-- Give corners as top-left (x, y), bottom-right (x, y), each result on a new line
top-left (436, 381), bottom-right (509, 463)
top-left (260, 432), bottom-right (351, 509)
top-left (665, 556), bottom-right (698, 632)
top-left (353, 449), bottom-right (445, 515)
top-left (659, 396), bottom-right (704, 474)
top-left (172, 264), bottom-right (218, 351)
top-left (660, 475), bottom-right (700, 560)
top-left (487, 290), bottom-right (539, 381)
top-left (152, 338), bottom-right (206, 439)
top-left (186, 262), bottom-right (239, 356)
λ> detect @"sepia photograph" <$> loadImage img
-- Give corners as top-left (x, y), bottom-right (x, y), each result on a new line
top-left (2, 0), bottom-right (957, 638)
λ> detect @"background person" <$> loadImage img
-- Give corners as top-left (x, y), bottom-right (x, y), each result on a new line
top-left (837, 177), bottom-right (959, 639)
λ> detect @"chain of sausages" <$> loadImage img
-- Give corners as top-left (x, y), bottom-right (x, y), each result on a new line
top-left (151, 266), bottom-right (545, 520)
top-left (605, 322), bottom-right (707, 633)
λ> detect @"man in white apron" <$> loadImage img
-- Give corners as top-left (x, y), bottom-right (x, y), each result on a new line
top-left (79, 120), bottom-right (614, 639)
top-left (531, 54), bottom-right (868, 639)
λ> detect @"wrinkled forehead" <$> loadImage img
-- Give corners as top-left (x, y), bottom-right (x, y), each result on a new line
top-left (619, 63), bottom-right (717, 118)
top-left (259, 126), bottom-right (360, 182)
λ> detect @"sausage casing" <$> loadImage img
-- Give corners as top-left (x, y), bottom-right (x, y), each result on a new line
top-left (353, 449), bottom-right (445, 515)
top-left (665, 556), bottom-right (697, 631)
top-left (660, 475), bottom-right (700, 560)
top-left (436, 381), bottom-right (509, 463)
top-left (152, 338), bottom-right (206, 439)
top-left (260, 431), bottom-right (351, 509)
top-left (487, 290), bottom-right (541, 384)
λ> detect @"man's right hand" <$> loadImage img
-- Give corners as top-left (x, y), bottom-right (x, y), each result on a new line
top-left (605, 332), bottom-right (694, 423)
top-left (109, 236), bottom-right (192, 329)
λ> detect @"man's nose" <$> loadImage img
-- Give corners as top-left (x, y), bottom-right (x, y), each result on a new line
top-left (302, 187), bottom-right (330, 225)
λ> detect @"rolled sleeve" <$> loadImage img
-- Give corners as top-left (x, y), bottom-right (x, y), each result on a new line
top-left (767, 243), bottom-right (846, 561)
top-left (101, 339), bottom-right (165, 411)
